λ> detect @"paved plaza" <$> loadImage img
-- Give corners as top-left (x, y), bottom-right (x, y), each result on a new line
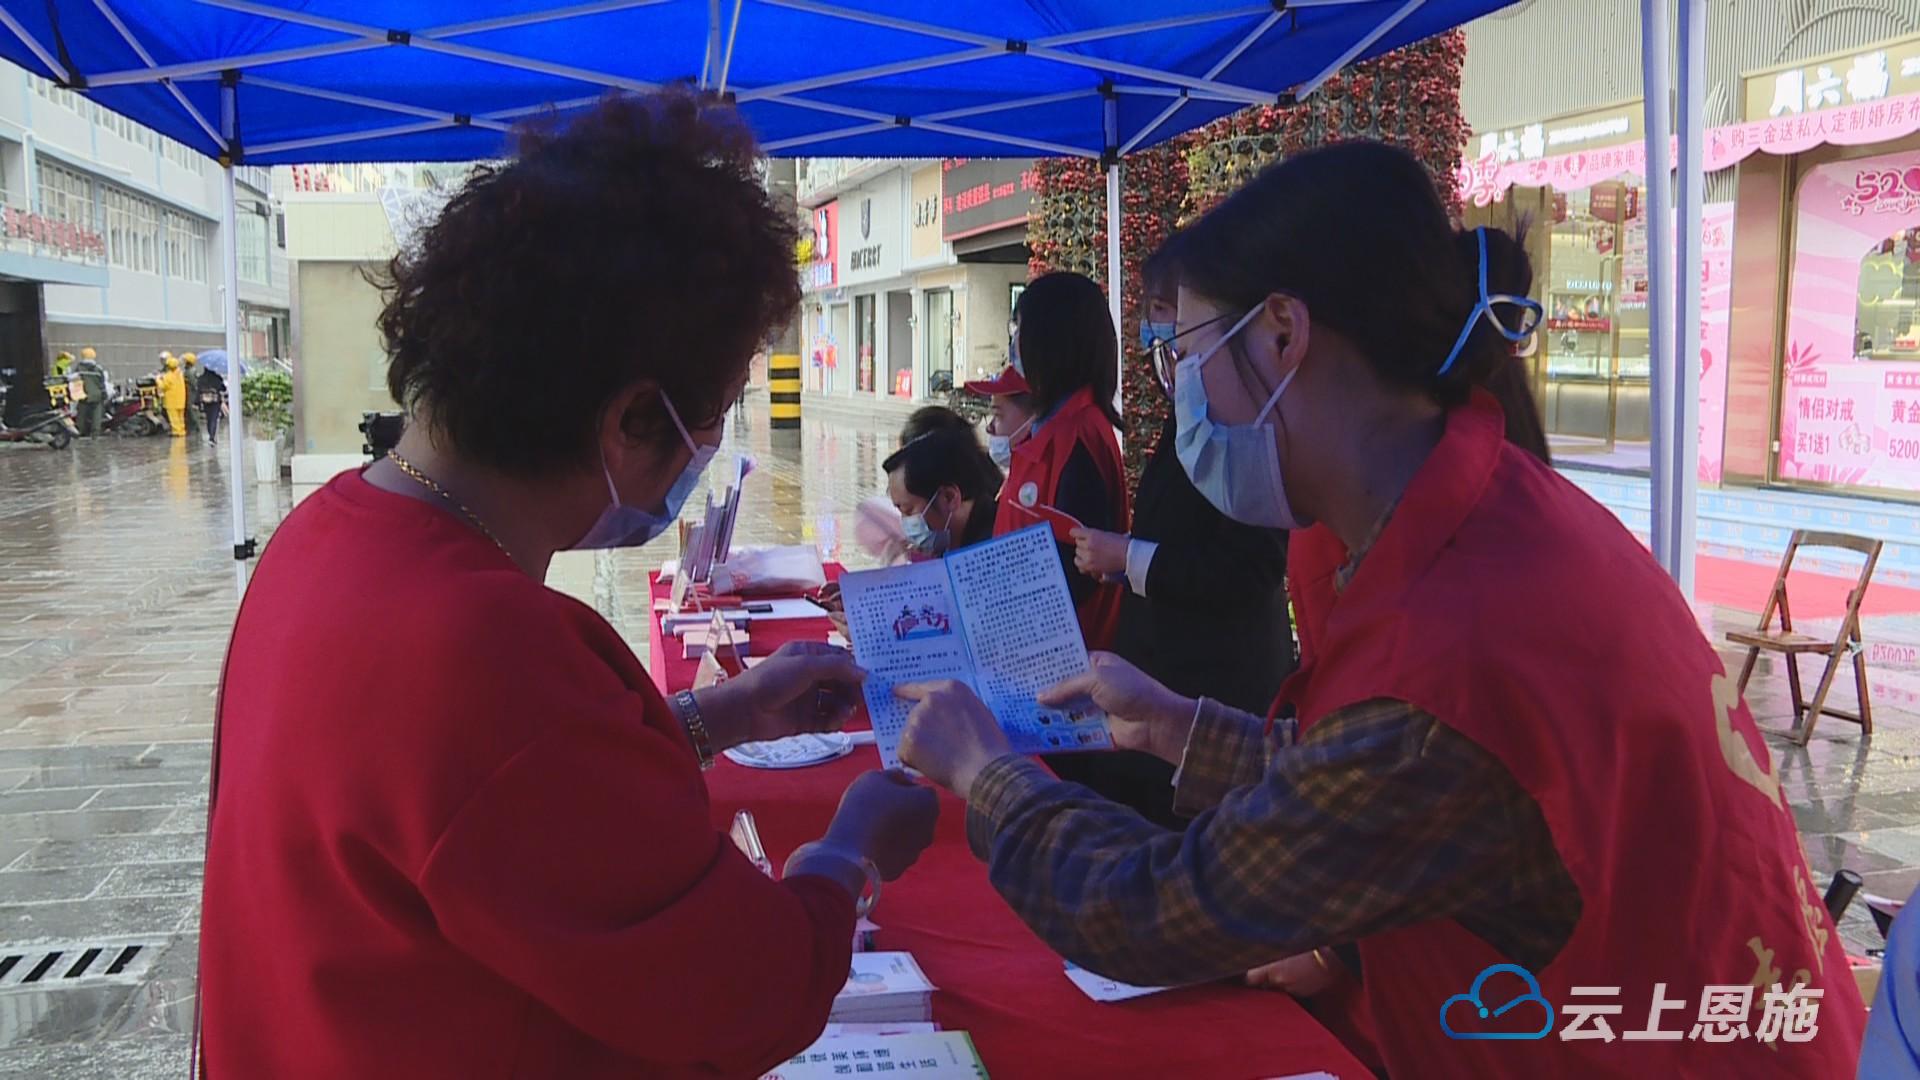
top-left (0, 398), bottom-right (1914, 1075)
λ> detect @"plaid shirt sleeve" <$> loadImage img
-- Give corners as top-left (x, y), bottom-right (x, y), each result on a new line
top-left (963, 698), bottom-right (1539, 989)
top-left (1169, 698), bottom-right (1294, 816)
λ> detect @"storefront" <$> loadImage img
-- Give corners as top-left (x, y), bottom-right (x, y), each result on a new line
top-left (1737, 35), bottom-right (1920, 498)
top-left (1456, 73), bottom-right (1920, 489)
top-left (941, 158), bottom-right (1034, 386)
top-left (1462, 102), bottom-right (1660, 470)
top-left (830, 172), bottom-right (916, 401)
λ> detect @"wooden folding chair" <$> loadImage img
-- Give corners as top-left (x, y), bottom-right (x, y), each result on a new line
top-left (1728, 530), bottom-right (1883, 746)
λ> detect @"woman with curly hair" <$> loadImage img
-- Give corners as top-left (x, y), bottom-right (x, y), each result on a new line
top-left (198, 90), bottom-right (938, 1078)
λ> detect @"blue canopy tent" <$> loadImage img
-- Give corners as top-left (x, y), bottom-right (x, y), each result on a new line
top-left (0, 0), bottom-right (1722, 592)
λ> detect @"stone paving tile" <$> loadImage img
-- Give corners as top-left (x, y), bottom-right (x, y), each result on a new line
top-left (5, 407), bottom-right (1920, 1073)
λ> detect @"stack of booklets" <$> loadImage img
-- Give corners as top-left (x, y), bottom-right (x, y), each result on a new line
top-left (828, 952), bottom-right (936, 1023)
top-left (764, 1031), bottom-right (987, 1080)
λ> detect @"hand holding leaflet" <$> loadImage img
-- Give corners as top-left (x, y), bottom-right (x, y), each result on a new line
top-left (838, 525), bottom-right (1111, 769)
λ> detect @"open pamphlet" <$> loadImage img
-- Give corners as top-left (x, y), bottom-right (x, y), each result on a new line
top-left (838, 525), bottom-right (1111, 769)
top-left (764, 1031), bottom-right (988, 1080)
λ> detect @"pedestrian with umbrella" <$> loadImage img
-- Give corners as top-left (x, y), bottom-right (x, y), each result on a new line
top-left (197, 350), bottom-right (236, 445)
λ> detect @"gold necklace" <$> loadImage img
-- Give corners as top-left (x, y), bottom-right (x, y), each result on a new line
top-left (386, 451), bottom-right (513, 559)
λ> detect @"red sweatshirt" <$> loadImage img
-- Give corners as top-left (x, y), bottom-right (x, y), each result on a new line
top-left (199, 470), bottom-right (855, 1078)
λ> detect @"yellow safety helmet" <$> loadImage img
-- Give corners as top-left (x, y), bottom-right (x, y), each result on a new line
top-left (182, 352), bottom-right (197, 366)
top-left (80, 347), bottom-right (96, 360)
top-left (55, 351), bottom-right (72, 362)
top-left (163, 355), bottom-right (179, 370)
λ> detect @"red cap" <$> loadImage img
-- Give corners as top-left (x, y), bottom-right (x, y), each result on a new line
top-left (963, 366), bottom-right (1029, 396)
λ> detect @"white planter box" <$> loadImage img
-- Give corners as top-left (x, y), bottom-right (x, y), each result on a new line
top-left (252, 439), bottom-right (279, 485)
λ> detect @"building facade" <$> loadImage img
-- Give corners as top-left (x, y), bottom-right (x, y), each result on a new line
top-left (1461, 0), bottom-right (1920, 502)
top-left (797, 157), bottom-right (1029, 406)
top-left (0, 60), bottom-right (289, 393)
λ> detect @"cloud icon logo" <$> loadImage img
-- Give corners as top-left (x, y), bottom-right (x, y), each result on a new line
top-left (1439, 963), bottom-right (1555, 1041)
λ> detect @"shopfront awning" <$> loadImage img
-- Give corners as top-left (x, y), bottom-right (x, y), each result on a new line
top-left (1459, 89), bottom-right (1920, 206)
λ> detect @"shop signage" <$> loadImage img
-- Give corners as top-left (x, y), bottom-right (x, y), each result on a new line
top-left (2, 206), bottom-right (105, 260)
top-left (1547, 317), bottom-right (1611, 333)
top-left (1461, 90), bottom-right (1920, 208)
top-left (1746, 35), bottom-right (1920, 120)
top-left (849, 197), bottom-right (884, 271)
top-left (1842, 165), bottom-right (1920, 215)
top-left (808, 201), bottom-right (838, 290)
top-left (837, 177), bottom-right (903, 286)
top-left (1474, 103), bottom-right (1644, 165)
top-left (941, 158), bottom-right (1037, 241)
top-left (909, 165), bottom-right (943, 264)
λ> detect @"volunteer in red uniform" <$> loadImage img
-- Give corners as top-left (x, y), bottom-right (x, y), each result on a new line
top-left (991, 271), bottom-right (1129, 651)
top-left (197, 90), bottom-right (940, 1080)
top-left (894, 142), bottom-right (1863, 1077)
top-left (963, 365), bottom-right (1034, 476)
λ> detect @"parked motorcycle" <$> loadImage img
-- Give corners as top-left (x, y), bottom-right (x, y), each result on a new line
top-left (102, 384), bottom-right (164, 436)
top-left (0, 409), bottom-right (76, 450)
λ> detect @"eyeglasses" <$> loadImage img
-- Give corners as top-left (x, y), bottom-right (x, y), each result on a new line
top-left (1146, 313), bottom-right (1233, 398)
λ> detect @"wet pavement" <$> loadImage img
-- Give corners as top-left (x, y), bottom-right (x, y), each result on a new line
top-left (0, 399), bottom-right (1916, 1073)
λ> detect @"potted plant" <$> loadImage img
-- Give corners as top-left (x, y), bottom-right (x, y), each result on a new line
top-left (241, 369), bottom-right (293, 485)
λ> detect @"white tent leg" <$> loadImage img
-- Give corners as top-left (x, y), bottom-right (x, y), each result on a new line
top-left (1639, 0), bottom-right (1675, 579)
top-left (1103, 91), bottom-right (1123, 409)
top-left (1671, 0), bottom-right (1705, 601)
top-left (222, 82), bottom-right (251, 560)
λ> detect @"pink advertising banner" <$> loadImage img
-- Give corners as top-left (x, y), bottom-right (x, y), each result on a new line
top-left (1779, 148), bottom-right (1920, 491)
top-left (1459, 91), bottom-right (1920, 208)
top-left (1699, 201), bottom-right (1734, 485)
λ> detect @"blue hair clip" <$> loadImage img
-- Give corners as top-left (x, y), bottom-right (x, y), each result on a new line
top-left (1437, 227), bottom-right (1545, 377)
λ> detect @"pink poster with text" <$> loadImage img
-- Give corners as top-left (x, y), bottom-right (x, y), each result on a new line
top-left (1699, 201), bottom-right (1733, 485)
top-left (1780, 149), bottom-right (1920, 491)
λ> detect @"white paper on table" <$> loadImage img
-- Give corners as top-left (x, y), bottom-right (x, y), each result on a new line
top-left (1063, 961), bottom-right (1175, 1003)
top-left (826, 631), bottom-right (849, 648)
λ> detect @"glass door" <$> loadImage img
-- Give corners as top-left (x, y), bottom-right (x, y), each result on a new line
top-left (925, 288), bottom-right (955, 394)
top-left (855, 294), bottom-right (877, 394)
top-left (1538, 178), bottom-right (1651, 469)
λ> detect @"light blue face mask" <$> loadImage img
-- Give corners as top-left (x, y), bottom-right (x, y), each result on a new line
top-left (571, 390), bottom-right (718, 549)
top-left (1139, 321), bottom-right (1177, 350)
top-left (900, 489), bottom-right (953, 554)
top-left (1173, 305), bottom-right (1305, 529)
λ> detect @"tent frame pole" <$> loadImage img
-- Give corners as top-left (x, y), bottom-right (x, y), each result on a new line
top-left (1640, 0), bottom-right (1676, 578)
top-left (222, 79), bottom-right (253, 560)
top-left (1295, 0), bottom-right (1424, 99)
top-left (1103, 90), bottom-right (1123, 402)
top-left (1671, 0), bottom-right (1705, 599)
top-left (1123, 9), bottom-right (1282, 155)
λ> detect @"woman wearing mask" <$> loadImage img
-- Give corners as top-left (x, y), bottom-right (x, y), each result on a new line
top-left (884, 414), bottom-right (1002, 557)
top-left (993, 272), bottom-right (1129, 650)
top-left (1064, 239), bottom-right (1295, 828)
top-left (199, 91), bottom-right (939, 1079)
top-left (964, 366), bottom-right (1035, 473)
top-left (894, 141), bottom-right (1861, 1077)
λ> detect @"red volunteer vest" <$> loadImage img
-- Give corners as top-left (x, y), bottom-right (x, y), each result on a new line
top-left (992, 387), bottom-right (1129, 650)
top-left (1279, 393), bottom-right (1862, 1077)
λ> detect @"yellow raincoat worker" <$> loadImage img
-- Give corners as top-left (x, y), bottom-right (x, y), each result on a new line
top-left (157, 353), bottom-right (188, 437)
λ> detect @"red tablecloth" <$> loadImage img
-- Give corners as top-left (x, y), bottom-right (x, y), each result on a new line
top-left (649, 572), bottom-right (1370, 1080)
